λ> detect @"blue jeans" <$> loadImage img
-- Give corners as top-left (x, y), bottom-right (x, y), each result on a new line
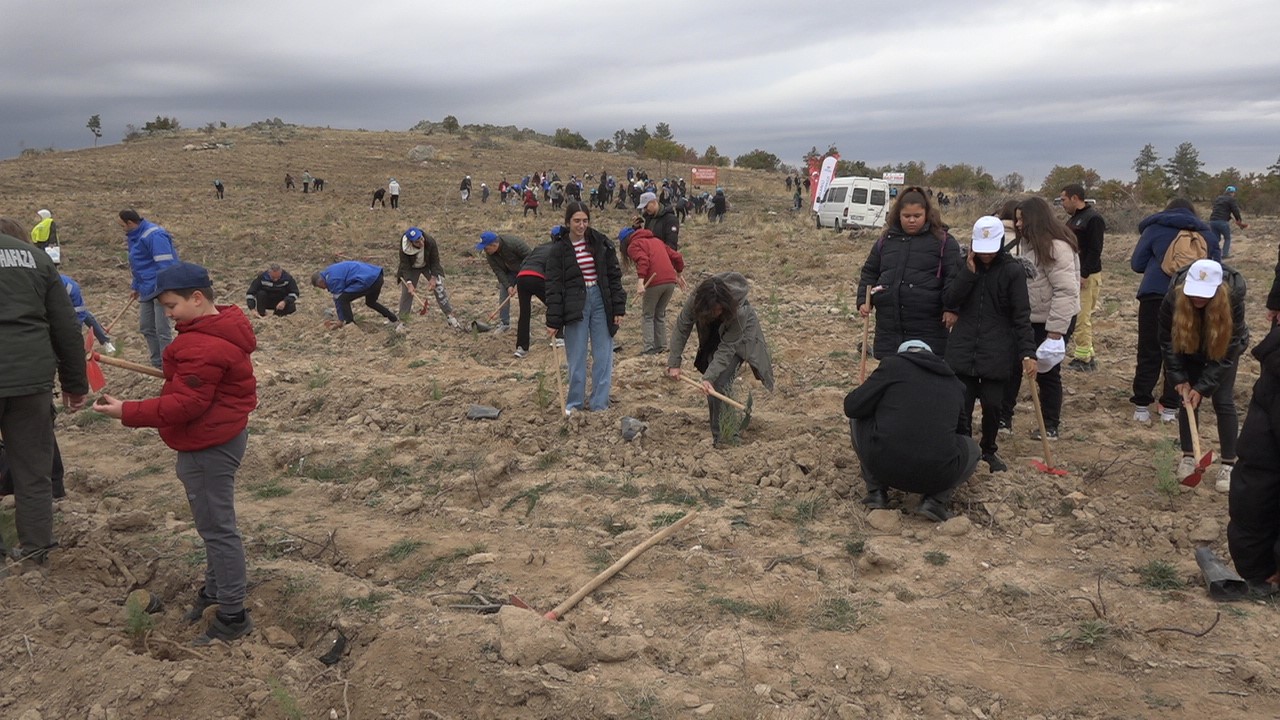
top-left (139, 299), bottom-right (172, 368)
top-left (1211, 220), bottom-right (1233, 257)
top-left (496, 279), bottom-right (513, 327)
top-left (82, 311), bottom-right (110, 344)
top-left (562, 285), bottom-right (613, 412)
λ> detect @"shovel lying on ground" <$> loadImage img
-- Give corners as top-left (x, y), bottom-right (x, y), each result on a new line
top-left (677, 374), bottom-right (747, 411)
top-left (1194, 546), bottom-right (1248, 600)
top-left (1027, 379), bottom-right (1068, 476)
top-left (542, 510), bottom-right (698, 621)
top-left (1181, 405), bottom-right (1214, 487)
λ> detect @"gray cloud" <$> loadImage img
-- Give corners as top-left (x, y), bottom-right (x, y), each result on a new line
top-left (4, 0), bottom-right (1278, 182)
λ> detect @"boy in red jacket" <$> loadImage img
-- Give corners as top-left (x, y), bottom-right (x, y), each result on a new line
top-left (94, 262), bottom-right (258, 645)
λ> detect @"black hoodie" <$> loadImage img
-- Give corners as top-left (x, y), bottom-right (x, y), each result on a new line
top-left (843, 349), bottom-right (968, 494)
top-left (1236, 325), bottom-right (1280, 475)
top-left (644, 204), bottom-right (681, 250)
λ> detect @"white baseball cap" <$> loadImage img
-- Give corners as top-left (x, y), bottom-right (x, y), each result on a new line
top-left (1182, 259), bottom-right (1223, 299)
top-left (970, 215), bottom-right (1004, 253)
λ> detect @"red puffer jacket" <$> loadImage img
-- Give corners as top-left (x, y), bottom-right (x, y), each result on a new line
top-left (122, 305), bottom-right (258, 451)
top-left (625, 229), bottom-right (685, 288)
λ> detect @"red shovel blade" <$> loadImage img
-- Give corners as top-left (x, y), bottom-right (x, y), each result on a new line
top-left (1181, 451), bottom-right (1214, 487)
top-left (1029, 459), bottom-right (1069, 476)
top-left (86, 356), bottom-right (106, 392)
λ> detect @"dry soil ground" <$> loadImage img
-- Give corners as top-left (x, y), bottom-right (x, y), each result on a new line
top-left (1, 127), bottom-right (1279, 720)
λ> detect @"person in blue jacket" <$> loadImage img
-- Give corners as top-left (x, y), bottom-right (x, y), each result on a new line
top-left (58, 269), bottom-right (115, 353)
top-left (310, 261), bottom-right (399, 326)
top-left (1129, 198), bottom-right (1220, 424)
top-left (119, 209), bottom-right (179, 368)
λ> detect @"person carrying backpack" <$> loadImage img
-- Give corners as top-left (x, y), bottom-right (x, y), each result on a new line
top-left (1129, 198), bottom-right (1220, 424)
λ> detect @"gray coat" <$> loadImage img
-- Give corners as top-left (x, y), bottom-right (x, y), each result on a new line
top-left (668, 272), bottom-right (774, 389)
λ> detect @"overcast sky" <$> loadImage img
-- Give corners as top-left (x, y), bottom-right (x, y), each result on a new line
top-left (5, 1), bottom-right (1278, 184)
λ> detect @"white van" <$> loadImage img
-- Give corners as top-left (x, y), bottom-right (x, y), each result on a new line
top-left (816, 176), bottom-right (890, 231)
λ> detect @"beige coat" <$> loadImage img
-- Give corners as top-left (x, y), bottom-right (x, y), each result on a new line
top-left (1018, 237), bottom-right (1080, 334)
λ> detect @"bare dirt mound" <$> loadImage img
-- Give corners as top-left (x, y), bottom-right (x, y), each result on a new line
top-left (2, 128), bottom-right (1278, 719)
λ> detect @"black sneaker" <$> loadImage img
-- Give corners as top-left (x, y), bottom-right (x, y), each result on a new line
top-left (194, 610), bottom-right (254, 646)
top-left (916, 497), bottom-right (952, 522)
top-left (1067, 358), bottom-right (1088, 371)
top-left (1030, 427), bottom-right (1059, 441)
top-left (861, 489), bottom-right (889, 510)
top-left (997, 419), bottom-right (1012, 437)
top-left (183, 589), bottom-right (218, 625)
top-left (983, 454), bottom-right (1008, 473)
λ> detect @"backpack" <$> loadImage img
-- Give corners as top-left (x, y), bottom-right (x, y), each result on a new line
top-left (1161, 229), bottom-right (1208, 276)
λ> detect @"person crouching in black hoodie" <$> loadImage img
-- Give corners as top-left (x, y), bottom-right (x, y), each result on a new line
top-left (1228, 323), bottom-right (1280, 595)
top-left (844, 339), bottom-right (980, 521)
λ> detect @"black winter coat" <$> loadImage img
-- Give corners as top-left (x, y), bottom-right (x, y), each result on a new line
top-left (1237, 325), bottom-right (1280, 475)
top-left (1159, 265), bottom-right (1249, 397)
top-left (544, 228), bottom-right (626, 334)
top-left (857, 223), bottom-right (960, 358)
top-left (644, 205), bottom-right (681, 250)
top-left (843, 350), bottom-right (970, 495)
top-left (943, 253), bottom-right (1035, 379)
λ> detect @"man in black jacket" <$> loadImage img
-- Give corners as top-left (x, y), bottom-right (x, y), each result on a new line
top-left (1209, 185), bottom-right (1248, 259)
top-left (1061, 183), bottom-right (1105, 372)
top-left (476, 231), bottom-right (530, 331)
top-left (636, 191), bottom-right (681, 250)
top-left (843, 340), bottom-right (979, 521)
top-left (1228, 324), bottom-right (1280, 595)
top-left (245, 263), bottom-right (300, 317)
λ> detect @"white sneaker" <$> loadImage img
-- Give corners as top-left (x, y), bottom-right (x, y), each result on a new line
top-left (102, 342), bottom-right (116, 354)
top-left (492, 324), bottom-right (509, 334)
top-left (513, 347), bottom-right (527, 358)
top-left (1176, 455), bottom-right (1197, 478)
top-left (1160, 407), bottom-right (1178, 423)
top-left (447, 316), bottom-right (461, 330)
top-left (553, 338), bottom-right (565, 348)
top-left (1133, 406), bottom-right (1151, 423)
top-left (1215, 464), bottom-right (1233, 493)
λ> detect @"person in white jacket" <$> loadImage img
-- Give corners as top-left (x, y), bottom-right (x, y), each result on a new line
top-left (999, 196), bottom-right (1081, 440)
top-left (388, 178), bottom-right (401, 209)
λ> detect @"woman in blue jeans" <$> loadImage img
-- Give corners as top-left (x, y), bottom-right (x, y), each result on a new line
top-left (544, 201), bottom-right (626, 413)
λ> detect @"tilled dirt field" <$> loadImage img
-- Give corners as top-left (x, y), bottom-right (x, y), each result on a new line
top-left (2, 128), bottom-right (1279, 719)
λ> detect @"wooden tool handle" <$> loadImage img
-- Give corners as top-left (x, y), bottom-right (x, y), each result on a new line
top-left (95, 354), bottom-right (164, 378)
top-left (678, 374), bottom-right (747, 411)
top-left (487, 294), bottom-right (514, 322)
top-left (545, 510), bottom-right (698, 620)
top-left (1184, 401), bottom-right (1201, 461)
top-left (103, 297), bottom-right (136, 335)
top-left (1028, 378), bottom-right (1053, 467)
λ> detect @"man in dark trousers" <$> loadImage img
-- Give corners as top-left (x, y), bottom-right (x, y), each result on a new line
top-left (1210, 185), bottom-right (1248, 259)
top-left (0, 218), bottom-right (88, 571)
top-left (635, 191), bottom-right (680, 250)
top-left (843, 339), bottom-right (980, 521)
top-left (1061, 183), bottom-right (1105, 372)
top-left (245, 263), bottom-right (300, 317)
top-left (311, 261), bottom-right (399, 327)
top-left (1227, 323), bottom-right (1280, 595)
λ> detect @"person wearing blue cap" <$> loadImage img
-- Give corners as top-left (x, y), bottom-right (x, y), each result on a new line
top-left (843, 339), bottom-right (979, 521)
top-left (312, 260), bottom-right (400, 326)
top-left (1209, 186), bottom-right (1248, 259)
top-left (476, 231), bottom-right (530, 332)
top-left (93, 261), bottom-right (257, 644)
top-left (396, 227), bottom-right (460, 328)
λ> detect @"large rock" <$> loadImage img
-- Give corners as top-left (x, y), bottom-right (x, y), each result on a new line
top-left (1190, 518), bottom-right (1221, 544)
top-left (407, 145), bottom-right (437, 162)
top-left (496, 605), bottom-right (587, 670)
top-left (866, 509), bottom-right (901, 533)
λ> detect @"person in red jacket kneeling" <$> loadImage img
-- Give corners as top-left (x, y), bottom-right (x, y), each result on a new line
top-left (93, 262), bottom-right (258, 646)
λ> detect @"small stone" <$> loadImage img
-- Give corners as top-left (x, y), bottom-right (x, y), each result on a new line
top-left (867, 509), bottom-right (901, 533)
top-left (867, 657), bottom-right (892, 681)
top-left (466, 405), bottom-right (501, 420)
top-left (832, 663), bottom-right (848, 680)
top-left (694, 704), bottom-right (715, 716)
top-left (1190, 518), bottom-right (1221, 544)
top-left (1235, 659), bottom-right (1270, 683)
top-left (836, 703), bottom-right (868, 720)
top-left (620, 417), bottom-right (648, 441)
top-left (18, 710), bottom-right (43, 720)
top-left (263, 626), bottom-right (299, 649)
top-left (681, 693), bottom-right (701, 708)
top-left (465, 552), bottom-right (496, 565)
top-left (396, 494), bottom-right (424, 514)
top-left (938, 516), bottom-right (973, 536)
top-left (352, 478), bottom-right (379, 499)
top-left (107, 510), bottom-right (153, 532)
top-left (753, 683), bottom-right (772, 697)
top-left (1032, 523), bottom-right (1056, 537)
top-left (541, 663), bottom-right (572, 682)
top-left (172, 670), bottom-right (194, 686)
top-left (945, 695), bottom-right (969, 714)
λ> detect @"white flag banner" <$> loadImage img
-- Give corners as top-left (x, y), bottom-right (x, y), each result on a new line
top-left (812, 155), bottom-right (838, 212)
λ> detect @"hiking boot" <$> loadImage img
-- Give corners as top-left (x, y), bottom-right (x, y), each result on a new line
top-left (183, 589), bottom-right (218, 624)
top-left (102, 342), bottom-right (116, 354)
top-left (513, 347), bottom-right (528, 359)
top-left (1068, 357), bottom-right (1096, 372)
top-left (193, 610), bottom-right (254, 646)
top-left (1067, 358), bottom-right (1087, 371)
top-left (1215, 464), bottom-right (1233, 493)
top-left (916, 497), bottom-right (952, 522)
top-left (997, 419), bottom-right (1012, 436)
top-left (861, 489), bottom-right (889, 510)
top-left (1030, 427), bottom-right (1058, 441)
top-left (983, 454), bottom-right (1008, 473)
top-left (1159, 406), bottom-right (1179, 424)
top-left (1133, 406), bottom-right (1151, 424)
top-left (1176, 455), bottom-right (1197, 479)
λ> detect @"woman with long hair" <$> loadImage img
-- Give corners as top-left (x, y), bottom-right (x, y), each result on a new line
top-left (1160, 259), bottom-right (1249, 491)
top-left (999, 196), bottom-right (1080, 439)
top-left (856, 186), bottom-right (960, 358)
top-left (544, 201), bottom-right (626, 413)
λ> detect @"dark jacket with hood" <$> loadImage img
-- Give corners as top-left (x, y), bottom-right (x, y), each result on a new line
top-left (397, 233), bottom-right (444, 279)
top-left (667, 272), bottom-right (774, 389)
top-left (857, 222), bottom-right (960, 358)
top-left (1131, 209), bottom-right (1219, 299)
top-left (0, 233), bottom-right (87, 398)
top-left (1159, 264), bottom-right (1249, 397)
top-left (644, 204), bottom-right (681, 250)
top-left (943, 251), bottom-right (1035, 379)
top-left (1066, 204), bottom-right (1105, 278)
top-left (485, 235), bottom-right (531, 286)
top-left (1237, 325), bottom-right (1280, 476)
top-left (544, 227), bottom-right (626, 334)
top-left (843, 348), bottom-right (969, 494)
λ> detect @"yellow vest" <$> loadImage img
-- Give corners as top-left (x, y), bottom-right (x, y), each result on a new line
top-left (31, 218), bottom-right (53, 244)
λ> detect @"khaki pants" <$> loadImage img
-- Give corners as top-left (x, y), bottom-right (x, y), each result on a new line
top-left (1074, 273), bottom-right (1102, 360)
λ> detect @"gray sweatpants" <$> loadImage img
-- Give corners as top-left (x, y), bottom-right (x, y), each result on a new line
top-left (1, 392), bottom-right (56, 555)
top-left (139, 299), bottom-right (173, 369)
top-left (641, 283), bottom-right (676, 353)
top-left (398, 269), bottom-right (456, 318)
top-left (176, 430), bottom-right (249, 614)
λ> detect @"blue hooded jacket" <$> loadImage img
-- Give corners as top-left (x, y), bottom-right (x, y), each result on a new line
top-left (126, 220), bottom-right (179, 297)
top-left (60, 273), bottom-right (90, 322)
top-left (1130, 208), bottom-right (1219, 299)
top-left (321, 261), bottom-right (384, 295)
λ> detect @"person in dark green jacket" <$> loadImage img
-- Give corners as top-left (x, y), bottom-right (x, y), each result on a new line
top-left (0, 218), bottom-right (88, 570)
top-left (476, 231), bottom-right (530, 331)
